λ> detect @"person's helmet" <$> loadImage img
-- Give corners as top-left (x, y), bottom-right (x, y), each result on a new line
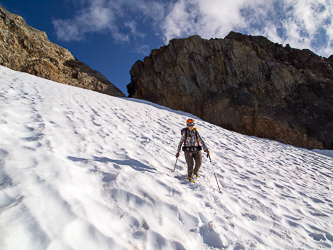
top-left (186, 119), bottom-right (195, 127)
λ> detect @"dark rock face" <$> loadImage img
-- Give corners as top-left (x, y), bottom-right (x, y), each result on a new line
top-left (0, 6), bottom-right (125, 97)
top-left (128, 32), bottom-right (333, 149)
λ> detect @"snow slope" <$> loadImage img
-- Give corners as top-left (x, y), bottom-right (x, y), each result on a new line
top-left (0, 66), bottom-right (333, 250)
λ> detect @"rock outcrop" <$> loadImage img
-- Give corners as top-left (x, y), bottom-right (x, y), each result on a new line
top-left (0, 6), bottom-right (125, 97)
top-left (128, 32), bottom-right (333, 149)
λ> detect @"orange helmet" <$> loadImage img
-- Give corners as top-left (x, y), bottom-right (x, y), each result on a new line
top-left (186, 119), bottom-right (195, 127)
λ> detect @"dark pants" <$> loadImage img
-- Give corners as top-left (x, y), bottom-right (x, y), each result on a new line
top-left (184, 151), bottom-right (202, 178)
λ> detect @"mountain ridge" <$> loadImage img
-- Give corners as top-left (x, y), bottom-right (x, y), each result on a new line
top-left (0, 6), bottom-right (125, 97)
top-left (127, 32), bottom-right (333, 150)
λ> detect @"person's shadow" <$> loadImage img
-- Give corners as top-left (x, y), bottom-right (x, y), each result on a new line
top-left (67, 156), bottom-right (156, 173)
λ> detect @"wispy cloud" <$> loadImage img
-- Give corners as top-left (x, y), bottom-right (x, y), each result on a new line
top-left (53, 0), bottom-right (165, 43)
top-left (53, 0), bottom-right (127, 42)
top-left (132, 44), bottom-right (151, 55)
top-left (53, 0), bottom-right (333, 57)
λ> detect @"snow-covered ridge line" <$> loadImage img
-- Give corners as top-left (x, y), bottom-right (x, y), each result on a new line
top-left (0, 66), bottom-right (332, 249)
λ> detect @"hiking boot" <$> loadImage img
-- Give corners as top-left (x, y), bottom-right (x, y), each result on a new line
top-left (195, 174), bottom-right (200, 179)
top-left (188, 177), bottom-right (194, 183)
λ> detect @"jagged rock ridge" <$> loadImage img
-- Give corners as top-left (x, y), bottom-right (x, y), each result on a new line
top-left (0, 6), bottom-right (125, 97)
top-left (128, 32), bottom-right (333, 149)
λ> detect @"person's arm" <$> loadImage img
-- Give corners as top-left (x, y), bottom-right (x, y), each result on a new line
top-left (176, 130), bottom-right (186, 156)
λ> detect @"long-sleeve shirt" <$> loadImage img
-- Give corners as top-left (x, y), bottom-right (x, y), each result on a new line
top-left (177, 128), bottom-right (208, 152)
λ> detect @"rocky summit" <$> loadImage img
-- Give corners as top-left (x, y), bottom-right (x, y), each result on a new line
top-left (128, 32), bottom-right (333, 150)
top-left (0, 7), bottom-right (125, 97)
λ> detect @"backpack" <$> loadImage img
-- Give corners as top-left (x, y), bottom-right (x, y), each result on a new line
top-left (181, 127), bottom-right (202, 151)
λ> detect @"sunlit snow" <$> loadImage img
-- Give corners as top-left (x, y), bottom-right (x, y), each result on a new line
top-left (0, 66), bottom-right (332, 249)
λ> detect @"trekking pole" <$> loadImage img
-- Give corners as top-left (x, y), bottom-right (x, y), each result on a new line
top-left (208, 155), bottom-right (222, 193)
top-left (173, 158), bottom-right (178, 172)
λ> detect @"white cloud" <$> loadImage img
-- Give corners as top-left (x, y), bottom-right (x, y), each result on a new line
top-left (54, 0), bottom-right (333, 57)
top-left (161, 0), bottom-right (333, 57)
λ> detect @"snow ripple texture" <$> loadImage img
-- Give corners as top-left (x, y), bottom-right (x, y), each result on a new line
top-left (0, 66), bottom-right (333, 250)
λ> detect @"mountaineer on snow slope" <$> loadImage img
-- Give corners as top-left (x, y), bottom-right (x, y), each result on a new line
top-left (175, 119), bottom-right (210, 183)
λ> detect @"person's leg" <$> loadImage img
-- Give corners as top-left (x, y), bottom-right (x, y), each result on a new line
top-left (193, 151), bottom-right (202, 176)
top-left (185, 151), bottom-right (194, 178)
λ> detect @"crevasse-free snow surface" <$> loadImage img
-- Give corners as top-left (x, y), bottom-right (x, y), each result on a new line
top-left (0, 66), bottom-right (333, 250)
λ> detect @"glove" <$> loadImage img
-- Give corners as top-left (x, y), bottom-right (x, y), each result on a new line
top-left (205, 149), bottom-right (210, 158)
top-left (175, 152), bottom-right (180, 158)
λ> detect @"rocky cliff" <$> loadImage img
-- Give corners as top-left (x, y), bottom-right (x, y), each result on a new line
top-left (128, 32), bottom-right (333, 149)
top-left (0, 6), bottom-right (125, 97)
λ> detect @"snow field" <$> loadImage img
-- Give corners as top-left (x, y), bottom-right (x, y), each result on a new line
top-left (0, 66), bottom-right (333, 249)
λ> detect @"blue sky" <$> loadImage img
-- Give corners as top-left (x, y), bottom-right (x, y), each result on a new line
top-left (2, 0), bottom-right (333, 95)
